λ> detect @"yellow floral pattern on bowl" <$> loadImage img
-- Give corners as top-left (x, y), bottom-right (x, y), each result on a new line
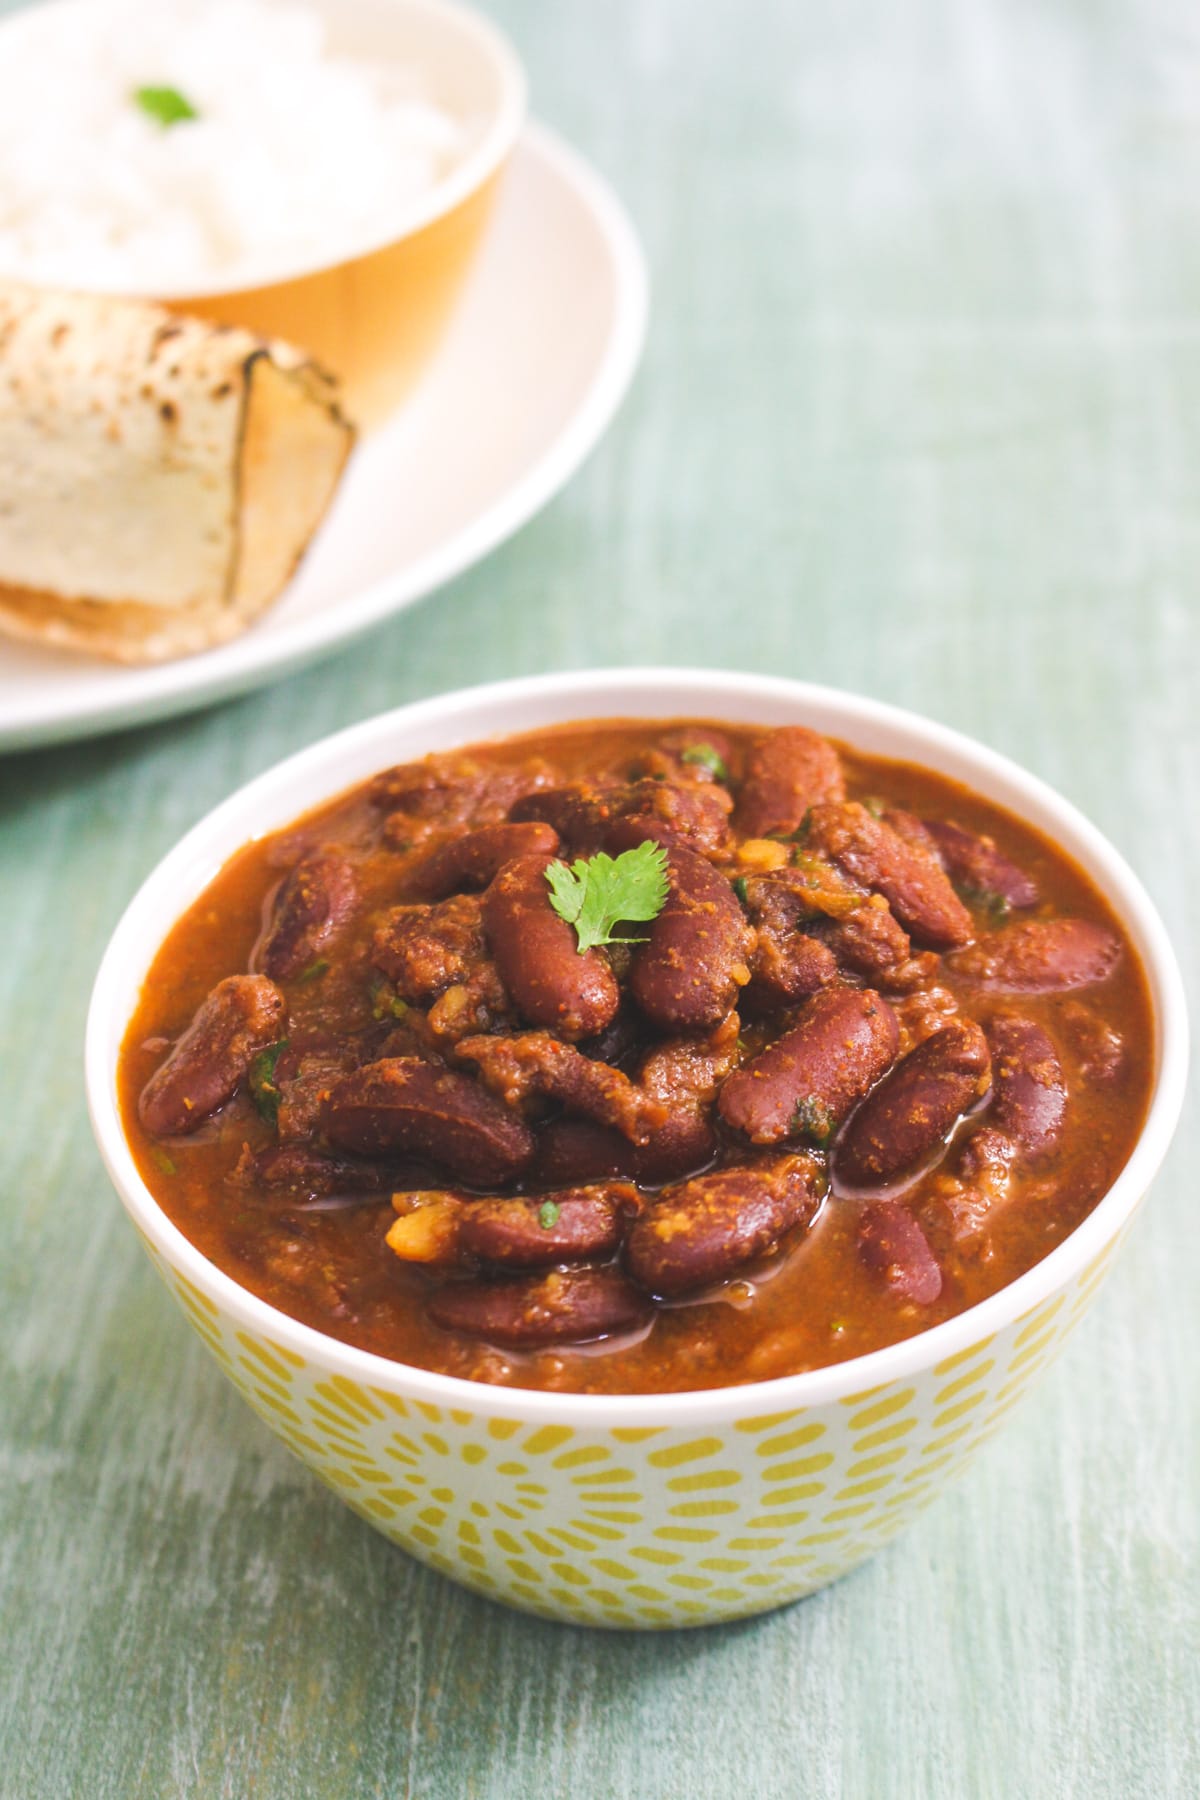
top-left (134, 1225), bottom-right (1129, 1630)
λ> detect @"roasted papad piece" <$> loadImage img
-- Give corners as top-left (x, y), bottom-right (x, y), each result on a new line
top-left (0, 281), bottom-right (354, 662)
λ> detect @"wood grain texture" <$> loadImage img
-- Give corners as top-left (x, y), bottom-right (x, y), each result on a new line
top-left (0, 0), bottom-right (1197, 1794)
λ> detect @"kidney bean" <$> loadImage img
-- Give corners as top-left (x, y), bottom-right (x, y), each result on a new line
top-left (576, 1003), bottom-right (643, 1067)
top-left (946, 918), bottom-right (1121, 992)
top-left (984, 1015), bottom-right (1067, 1156)
top-left (406, 822), bottom-right (561, 901)
top-left (458, 1185), bottom-right (637, 1267)
top-left (371, 756), bottom-right (552, 829)
top-left (483, 854), bottom-right (620, 1041)
top-left (276, 1047), bottom-right (360, 1142)
top-left (742, 953), bottom-right (838, 1020)
top-left (424, 962), bottom-right (511, 1046)
top-left (455, 1031), bottom-right (669, 1144)
top-left (381, 813), bottom-right (442, 854)
top-left (778, 855), bottom-right (869, 921)
top-left (742, 873), bottom-right (839, 1005)
top-left (880, 808), bottom-right (942, 857)
top-left (635, 729), bottom-right (736, 785)
top-left (259, 849), bottom-right (356, 981)
top-left (538, 1014), bottom-right (735, 1182)
top-left (922, 819), bottom-right (1040, 911)
top-left (718, 986), bottom-right (900, 1147)
top-left (627, 1014), bottom-right (740, 1180)
top-left (372, 894), bottom-right (490, 1004)
top-left (809, 900), bottom-right (937, 993)
top-left (535, 1011), bottom-right (738, 1188)
top-left (530, 1113), bottom-right (718, 1189)
top-left (638, 1110), bottom-right (720, 1184)
top-left (639, 1009), bottom-right (741, 1101)
top-left (734, 726), bottom-right (846, 839)
top-left (508, 786), bottom-right (615, 854)
top-left (1060, 1001), bottom-right (1124, 1083)
top-left (603, 813), bottom-right (683, 856)
top-left (954, 1124), bottom-right (1016, 1196)
top-left (857, 1203), bottom-right (943, 1304)
top-left (611, 778), bottom-right (733, 856)
top-left (891, 984), bottom-right (962, 1046)
top-left (625, 1153), bottom-right (824, 1297)
top-left (388, 1183), bottom-right (636, 1269)
top-left (529, 1119), bottom-right (632, 1185)
top-left (629, 845), bottom-right (752, 1031)
top-left (322, 1057), bottom-right (533, 1185)
top-left (428, 1266), bottom-right (652, 1348)
top-left (833, 1019), bottom-right (992, 1190)
top-left (369, 755), bottom-right (487, 816)
top-left (230, 1142), bottom-right (422, 1199)
top-left (139, 974), bottom-right (286, 1137)
top-left (807, 803), bottom-right (973, 949)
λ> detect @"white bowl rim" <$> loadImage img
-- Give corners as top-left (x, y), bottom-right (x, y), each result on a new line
top-left (0, 0), bottom-right (528, 300)
top-left (86, 667), bottom-right (1190, 1426)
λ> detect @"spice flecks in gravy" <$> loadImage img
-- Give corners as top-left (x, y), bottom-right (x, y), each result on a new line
top-left (119, 720), bottom-right (1154, 1395)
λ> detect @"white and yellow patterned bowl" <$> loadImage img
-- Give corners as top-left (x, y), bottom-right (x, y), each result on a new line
top-left (86, 671), bottom-right (1188, 1628)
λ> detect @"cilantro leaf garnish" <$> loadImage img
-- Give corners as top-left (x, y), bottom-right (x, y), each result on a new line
top-left (248, 1038), bottom-right (289, 1126)
top-left (369, 975), bottom-right (409, 1021)
top-left (767, 809), bottom-right (814, 848)
top-left (132, 85), bottom-right (200, 127)
top-left (538, 1200), bottom-right (562, 1231)
top-left (545, 841), bottom-right (670, 955)
top-left (681, 742), bottom-right (729, 782)
top-left (297, 957), bottom-right (329, 984)
top-left (792, 1094), bottom-right (835, 1148)
top-left (957, 882), bottom-right (1011, 926)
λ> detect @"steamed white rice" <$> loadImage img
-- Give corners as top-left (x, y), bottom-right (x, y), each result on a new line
top-left (0, 0), bottom-right (473, 290)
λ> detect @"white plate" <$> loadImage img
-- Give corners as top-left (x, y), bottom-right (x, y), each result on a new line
top-left (0, 123), bottom-right (647, 750)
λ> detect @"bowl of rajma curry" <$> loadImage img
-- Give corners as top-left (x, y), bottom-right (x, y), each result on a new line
top-left (87, 669), bottom-right (1187, 1627)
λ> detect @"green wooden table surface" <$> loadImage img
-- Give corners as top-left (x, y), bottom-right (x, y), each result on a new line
top-left (1, 2), bottom-right (1197, 1794)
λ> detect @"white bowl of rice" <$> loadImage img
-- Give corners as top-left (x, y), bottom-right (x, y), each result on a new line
top-left (0, 0), bottom-right (526, 420)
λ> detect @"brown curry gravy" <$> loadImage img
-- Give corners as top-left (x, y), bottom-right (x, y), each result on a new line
top-left (118, 720), bottom-right (1155, 1394)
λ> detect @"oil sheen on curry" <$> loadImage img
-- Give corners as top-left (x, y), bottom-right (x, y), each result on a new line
top-left (120, 720), bottom-right (1154, 1395)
